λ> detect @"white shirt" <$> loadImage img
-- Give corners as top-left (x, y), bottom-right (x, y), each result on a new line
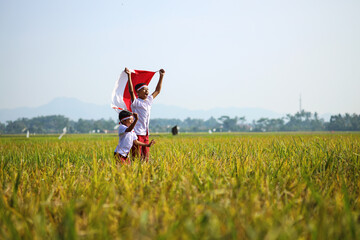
top-left (114, 124), bottom-right (138, 157)
top-left (131, 95), bottom-right (153, 135)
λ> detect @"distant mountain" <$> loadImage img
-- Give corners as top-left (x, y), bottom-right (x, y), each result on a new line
top-left (0, 97), bottom-right (331, 123)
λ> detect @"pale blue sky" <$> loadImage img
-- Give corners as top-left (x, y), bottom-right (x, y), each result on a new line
top-left (0, 0), bottom-right (359, 114)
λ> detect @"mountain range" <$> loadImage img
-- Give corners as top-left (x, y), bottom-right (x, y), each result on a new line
top-left (0, 97), bottom-right (331, 123)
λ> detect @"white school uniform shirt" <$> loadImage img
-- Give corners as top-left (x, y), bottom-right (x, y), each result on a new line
top-left (131, 95), bottom-right (153, 135)
top-left (114, 124), bottom-right (138, 157)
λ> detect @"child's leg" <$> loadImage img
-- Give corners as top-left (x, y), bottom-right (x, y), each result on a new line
top-left (139, 135), bottom-right (149, 161)
top-left (130, 142), bottom-right (140, 159)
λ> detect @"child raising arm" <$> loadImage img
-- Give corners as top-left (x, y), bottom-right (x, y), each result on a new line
top-left (124, 67), bottom-right (165, 161)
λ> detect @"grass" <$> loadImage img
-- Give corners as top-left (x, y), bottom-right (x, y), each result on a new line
top-left (1, 132), bottom-right (360, 239)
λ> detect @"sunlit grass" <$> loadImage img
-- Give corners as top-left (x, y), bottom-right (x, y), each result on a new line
top-left (1, 132), bottom-right (360, 239)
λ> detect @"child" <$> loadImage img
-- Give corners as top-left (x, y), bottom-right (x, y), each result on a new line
top-left (125, 67), bottom-right (165, 161)
top-left (114, 110), bottom-right (155, 164)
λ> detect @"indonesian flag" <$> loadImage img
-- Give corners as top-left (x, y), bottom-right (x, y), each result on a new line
top-left (111, 69), bottom-right (156, 112)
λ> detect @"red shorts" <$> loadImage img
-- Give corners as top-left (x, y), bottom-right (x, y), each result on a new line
top-left (131, 134), bottom-right (149, 161)
top-left (114, 152), bottom-right (130, 165)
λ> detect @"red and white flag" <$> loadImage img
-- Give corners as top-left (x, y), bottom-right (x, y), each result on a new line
top-left (111, 69), bottom-right (156, 112)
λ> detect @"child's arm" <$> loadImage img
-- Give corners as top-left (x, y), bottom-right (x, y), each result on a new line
top-left (152, 69), bottom-right (165, 99)
top-left (125, 68), bottom-right (136, 103)
top-left (134, 139), bottom-right (155, 147)
top-left (125, 113), bottom-right (138, 132)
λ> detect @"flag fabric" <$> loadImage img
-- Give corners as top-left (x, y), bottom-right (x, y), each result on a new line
top-left (111, 69), bottom-right (156, 112)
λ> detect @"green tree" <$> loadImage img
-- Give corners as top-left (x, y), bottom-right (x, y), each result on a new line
top-left (5, 119), bottom-right (28, 134)
top-left (0, 122), bottom-right (6, 134)
top-left (218, 116), bottom-right (239, 132)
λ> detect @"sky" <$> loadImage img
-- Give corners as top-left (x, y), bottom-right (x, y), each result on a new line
top-left (0, 0), bottom-right (359, 115)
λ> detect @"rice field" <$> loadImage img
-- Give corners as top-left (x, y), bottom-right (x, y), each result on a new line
top-left (1, 132), bottom-right (360, 239)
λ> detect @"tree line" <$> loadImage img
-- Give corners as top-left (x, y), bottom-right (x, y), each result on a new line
top-left (151, 111), bottom-right (360, 132)
top-left (0, 111), bottom-right (359, 134)
top-left (0, 116), bottom-right (115, 134)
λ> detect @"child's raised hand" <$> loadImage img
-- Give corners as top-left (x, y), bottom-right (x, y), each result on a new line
top-left (125, 68), bottom-right (131, 75)
top-left (159, 69), bottom-right (165, 76)
top-left (148, 139), bottom-right (156, 147)
top-left (132, 112), bottom-right (138, 120)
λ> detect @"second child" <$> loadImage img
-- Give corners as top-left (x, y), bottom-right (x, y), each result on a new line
top-left (114, 110), bottom-right (155, 164)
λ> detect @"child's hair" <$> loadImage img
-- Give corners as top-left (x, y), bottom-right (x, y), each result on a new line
top-left (135, 83), bottom-right (147, 91)
top-left (119, 110), bottom-right (132, 123)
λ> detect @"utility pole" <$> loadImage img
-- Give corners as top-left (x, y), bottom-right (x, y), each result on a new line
top-left (299, 94), bottom-right (302, 113)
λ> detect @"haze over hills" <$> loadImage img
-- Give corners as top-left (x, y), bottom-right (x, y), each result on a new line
top-left (0, 97), bottom-right (332, 123)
